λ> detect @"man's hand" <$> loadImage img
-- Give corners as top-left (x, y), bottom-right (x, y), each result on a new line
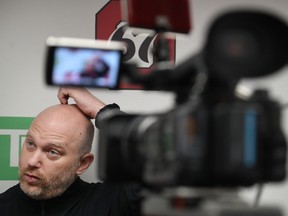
top-left (57, 87), bottom-right (106, 119)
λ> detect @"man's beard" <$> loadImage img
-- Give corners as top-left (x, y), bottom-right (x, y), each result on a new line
top-left (19, 161), bottom-right (79, 200)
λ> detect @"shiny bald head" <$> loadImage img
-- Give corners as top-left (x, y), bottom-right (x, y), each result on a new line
top-left (31, 104), bottom-right (94, 155)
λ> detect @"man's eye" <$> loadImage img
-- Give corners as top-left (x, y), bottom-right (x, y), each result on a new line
top-left (47, 149), bottom-right (60, 159)
top-left (49, 149), bottom-right (58, 155)
top-left (25, 140), bottom-right (35, 149)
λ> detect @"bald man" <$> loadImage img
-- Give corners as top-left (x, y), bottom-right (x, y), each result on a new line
top-left (0, 88), bottom-right (139, 216)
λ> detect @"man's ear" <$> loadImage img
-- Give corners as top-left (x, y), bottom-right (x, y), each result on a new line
top-left (76, 153), bottom-right (94, 175)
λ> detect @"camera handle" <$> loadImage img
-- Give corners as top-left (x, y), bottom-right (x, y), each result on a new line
top-left (152, 15), bottom-right (174, 63)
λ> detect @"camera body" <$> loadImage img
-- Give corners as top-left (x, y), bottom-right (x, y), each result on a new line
top-left (97, 88), bottom-right (286, 188)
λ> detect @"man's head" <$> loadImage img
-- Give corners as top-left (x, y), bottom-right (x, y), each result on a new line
top-left (19, 104), bottom-right (95, 200)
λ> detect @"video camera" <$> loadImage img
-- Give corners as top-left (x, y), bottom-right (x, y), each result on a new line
top-left (45, 2), bottom-right (288, 215)
top-left (94, 9), bottom-right (288, 189)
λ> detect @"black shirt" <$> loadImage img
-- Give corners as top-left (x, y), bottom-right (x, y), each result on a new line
top-left (0, 177), bottom-right (140, 216)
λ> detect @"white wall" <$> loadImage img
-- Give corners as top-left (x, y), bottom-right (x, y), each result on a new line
top-left (1, 0), bottom-right (288, 214)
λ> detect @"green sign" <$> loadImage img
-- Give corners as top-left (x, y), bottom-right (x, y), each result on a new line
top-left (0, 117), bottom-right (33, 180)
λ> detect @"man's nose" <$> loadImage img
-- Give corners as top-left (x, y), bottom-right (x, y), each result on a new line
top-left (27, 150), bottom-right (42, 168)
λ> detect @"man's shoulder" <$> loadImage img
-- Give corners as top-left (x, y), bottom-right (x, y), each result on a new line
top-left (84, 181), bottom-right (129, 195)
top-left (78, 181), bottom-right (141, 216)
top-left (0, 184), bottom-right (20, 199)
top-left (80, 180), bottom-right (139, 202)
top-left (78, 180), bottom-right (115, 198)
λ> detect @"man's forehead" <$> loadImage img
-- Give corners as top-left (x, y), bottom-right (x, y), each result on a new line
top-left (25, 130), bottom-right (86, 157)
top-left (26, 129), bottom-right (67, 146)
